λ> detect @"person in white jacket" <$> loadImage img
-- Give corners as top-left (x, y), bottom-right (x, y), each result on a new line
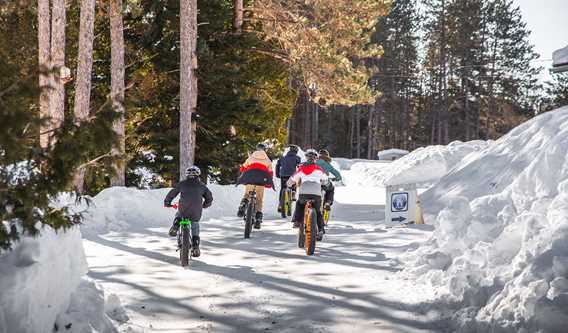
top-left (287, 149), bottom-right (328, 240)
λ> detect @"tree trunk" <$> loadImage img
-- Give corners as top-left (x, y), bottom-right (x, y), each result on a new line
top-left (233, 0), bottom-right (243, 33)
top-left (356, 106), bottom-right (361, 158)
top-left (179, 0), bottom-right (198, 180)
top-left (303, 91), bottom-right (310, 147)
top-left (38, 0), bottom-right (52, 150)
top-left (349, 109), bottom-right (355, 158)
top-left (50, 0), bottom-right (66, 140)
top-left (313, 103), bottom-right (319, 147)
top-left (109, 0), bottom-right (126, 186)
top-left (72, 0), bottom-right (96, 192)
top-left (367, 105), bottom-right (374, 159)
top-left (326, 106), bottom-right (333, 151)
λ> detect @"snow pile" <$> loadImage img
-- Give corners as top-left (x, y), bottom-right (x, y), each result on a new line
top-left (404, 107), bottom-right (568, 332)
top-left (349, 140), bottom-right (489, 187)
top-left (55, 278), bottom-right (128, 333)
top-left (80, 185), bottom-right (279, 235)
top-left (0, 226), bottom-right (86, 333)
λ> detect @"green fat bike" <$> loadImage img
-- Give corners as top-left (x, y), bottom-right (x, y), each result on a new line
top-left (177, 217), bottom-right (193, 267)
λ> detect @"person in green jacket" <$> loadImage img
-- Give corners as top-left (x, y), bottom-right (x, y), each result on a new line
top-left (316, 149), bottom-right (342, 209)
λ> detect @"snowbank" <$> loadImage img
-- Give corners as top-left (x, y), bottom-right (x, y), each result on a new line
top-left (55, 278), bottom-right (128, 333)
top-left (80, 184), bottom-right (279, 235)
top-left (0, 226), bottom-right (87, 333)
top-left (403, 107), bottom-right (568, 332)
top-left (348, 140), bottom-right (489, 187)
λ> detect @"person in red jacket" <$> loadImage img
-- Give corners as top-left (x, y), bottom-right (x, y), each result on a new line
top-left (287, 149), bottom-right (328, 240)
top-left (236, 143), bottom-right (273, 228)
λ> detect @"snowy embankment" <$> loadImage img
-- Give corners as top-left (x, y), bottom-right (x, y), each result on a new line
top-left (0, 226), bottom-right (124, 333)
top-left (346, 140), bottom-right (489, 188)
top-left (403, 107), bottom-right (568, 332)
top-left (80, 184), bottom-right (279, 236)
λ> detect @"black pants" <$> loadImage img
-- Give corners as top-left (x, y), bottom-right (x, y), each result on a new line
top-left (279, 176), bottom-right (290, 207)
top-left (292, 194), bottom-right (324, 232)
top-left (322, 182), bottom-right (335, 205)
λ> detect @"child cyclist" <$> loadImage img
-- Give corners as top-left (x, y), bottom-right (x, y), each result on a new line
top-left (164, 165), bottom-right (213, 257)
top-left (316, 149), bottom-right (342, 209)
top-left (287, 149), bottom-right (328, 241)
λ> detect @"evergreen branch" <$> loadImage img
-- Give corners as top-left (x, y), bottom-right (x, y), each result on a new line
top-left (76, 152), bottom-right (112, 170)
top-left (250, 47), bottom-right (291, 63)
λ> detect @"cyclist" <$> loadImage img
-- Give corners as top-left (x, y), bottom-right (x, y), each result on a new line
top-left (287, 149), bottom-right (328, 241)
top-left (236, 143), bottom-right (274, 229)
top-left (275, 144), bottom-right (301, 212)
top-left (316, 149), bottom-right (342, 209)
top-left (164, 165), bottom-right (213, 257)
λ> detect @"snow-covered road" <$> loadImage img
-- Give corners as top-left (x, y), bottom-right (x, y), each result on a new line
top-left (83, 187), bottom-right (439, 332)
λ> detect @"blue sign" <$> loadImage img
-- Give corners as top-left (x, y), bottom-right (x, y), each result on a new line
top-left (391, 193), bottom-right (408, 212)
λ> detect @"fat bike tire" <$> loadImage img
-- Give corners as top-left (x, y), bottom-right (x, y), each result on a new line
top-left (305, 209), bottom-right (317, 256)
top-left (180, 226), bottom-right (191, 267)
top-left (244, 201), bottom-right (254, 239)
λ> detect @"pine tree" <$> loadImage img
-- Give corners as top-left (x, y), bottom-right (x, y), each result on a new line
top-left (542, 74), bottom-right (568, 112)
top-left (372, 0), bottom-right (420, 150)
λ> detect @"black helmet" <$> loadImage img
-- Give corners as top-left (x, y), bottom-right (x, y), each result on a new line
top-left (305, 148), bottom-right (319, 162)
top-left (318, 149), bottom-right (330, 157)
top-left (256, 143), bottom-right (267, 151)
top-left (288, 145), bottom-right (299, 153)
top-left (185, 165), bottom-right (201, 178)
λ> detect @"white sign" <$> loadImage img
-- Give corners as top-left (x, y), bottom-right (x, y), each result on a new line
top-left (385, 184), bottom-right (417, 226)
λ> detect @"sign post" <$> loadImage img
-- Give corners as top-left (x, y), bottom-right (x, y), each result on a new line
top-left (385, 183), bottom-right (419, 226)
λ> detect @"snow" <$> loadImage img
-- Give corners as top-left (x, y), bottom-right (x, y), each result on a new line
top-left (5, 106), bottom-right (568, 332)
top-left (377, 148), bottom-right (410, 159)
top-left (347, 140), bottom-right (489, 187)
top-left (0, 226), bottom-right (87, 333)
top-left (79, 185), bottom-right (280, 236)
top-left (403, 107), bottom-right (568, 332)
top-left (77, 166), bottom-right (441, 332)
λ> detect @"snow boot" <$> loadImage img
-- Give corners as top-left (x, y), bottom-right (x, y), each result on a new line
top-left (169, 220), bottom-right (180, 237)
top-left (254, 212), bottom-right (263, 229)
top-left (324, 202), bottom-right (331, 210)
top-left (316, 230), bottom-right (324, 241)
top-left (191, 236), bottom-right (200, 257)
top-left (237, 198), bottom-right (248, 218)
top-left (292, 221), bottom-right (300, 228)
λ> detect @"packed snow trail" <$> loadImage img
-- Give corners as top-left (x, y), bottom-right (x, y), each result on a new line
top-left (83, 185), bottom-right (439, 333)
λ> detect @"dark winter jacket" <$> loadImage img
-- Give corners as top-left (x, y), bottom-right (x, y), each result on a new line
top-left (276, 151), bottom-right (301, 178)
top-left (236, 163), bottom-right (275, 188)
top-left (164, 177), bottom-right (213, 222)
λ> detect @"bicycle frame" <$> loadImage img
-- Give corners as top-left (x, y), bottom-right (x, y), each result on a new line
top-left (244, 188), bottom-right (257, 238)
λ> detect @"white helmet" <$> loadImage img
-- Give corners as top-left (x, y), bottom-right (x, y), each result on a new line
top-left (185, 165), bottom-right (201, 178)
top-left (305, 149), bottom-right (319, 161)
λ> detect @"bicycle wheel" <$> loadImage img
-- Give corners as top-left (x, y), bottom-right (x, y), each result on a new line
top-left (323, 208), bottom-right (330, 225)
top-left (286, 190), bottom-right (293, 217)
top-left (298, 221), bottom-right (305, 248)
top-left (244, 199), bottom-right (254, 239)
top-left (305, 207), bottom-right (317, 255)
top-left (180, 225), bottom-right (190, 267)
top-left (280, 190), bottom-right (288, 218)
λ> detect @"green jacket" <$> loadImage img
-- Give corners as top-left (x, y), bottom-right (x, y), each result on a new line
top-left (316, 159), bottom-right (342, 181)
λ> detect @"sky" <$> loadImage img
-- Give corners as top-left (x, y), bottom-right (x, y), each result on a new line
top-left (513, 0), bottom-right (568, 81)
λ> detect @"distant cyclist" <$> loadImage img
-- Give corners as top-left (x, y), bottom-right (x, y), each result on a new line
top-left (287, 149), bottom-right (328, 241)
top-left (236, 143), bottom-right (274, 229)
top-left (164, 166), bottom-right (213, 257)
top-left (275, 145), bottom-right (301, 212)
top-left (316, 149), bottom-right (342, 209)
